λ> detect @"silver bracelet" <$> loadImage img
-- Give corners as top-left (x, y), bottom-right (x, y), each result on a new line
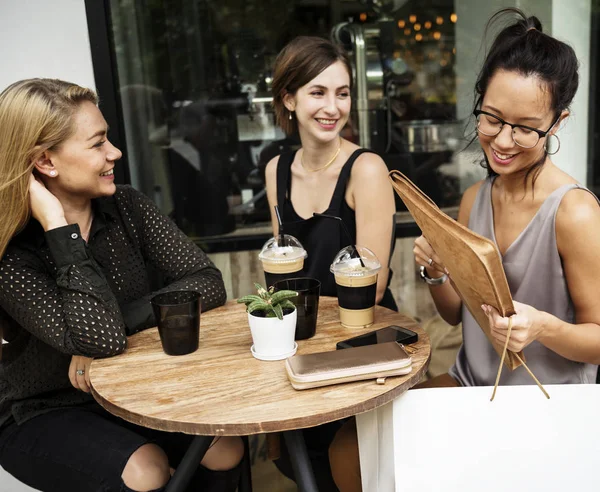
top-left (419, 265), bottom-right (448, 285)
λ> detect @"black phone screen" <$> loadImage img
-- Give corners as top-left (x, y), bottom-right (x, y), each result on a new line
top-left (336, 325), bottom-right (418, 349)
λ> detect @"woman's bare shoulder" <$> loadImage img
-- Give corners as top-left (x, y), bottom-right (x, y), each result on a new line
top-left (556, 186), bottom-right (600, 232)
top-left (463, 179), bottom-right (486, 202)
top-left (351, 150), bottom-right (389, 178)
top-left (265, 155), bottom-right (280, 176)
top-left (457, 179), bottom-right (486, 226)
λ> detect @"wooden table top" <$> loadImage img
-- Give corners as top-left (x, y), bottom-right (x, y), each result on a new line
top-left (90, 297), bottom-right (431, 436)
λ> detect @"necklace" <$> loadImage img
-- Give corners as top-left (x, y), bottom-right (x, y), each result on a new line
top-left (301, 139), bottom-right (342, 173)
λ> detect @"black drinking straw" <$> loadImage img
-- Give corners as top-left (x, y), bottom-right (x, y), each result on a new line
top-left (274, 205), bottom-right (285, 246)
top-left (313, 213), bottom-right (365, 267)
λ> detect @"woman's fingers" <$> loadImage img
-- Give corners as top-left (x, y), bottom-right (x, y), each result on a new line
top-left (28, 172), bottom-right (66, 229)
top-left (68, 360), bottom-right (79, 390)
top-left (428, 255), bottom-right (445, 273)
top-left (484, 304), bottom-right (508, 342)
top-left (68, 355), bottom-right (92, 393)
top-left (483, 305), bottom-right (529, 352)
top-left (413, 236), bottom-right (433, 257)
top-left (85, 368), bottom-right (91, 391)
top-left (489, 326), bottom-right (524, 352)
top-left (77, 370), bottom-right (89, 393)
top-left (413, 236), bottom-right (446, 273)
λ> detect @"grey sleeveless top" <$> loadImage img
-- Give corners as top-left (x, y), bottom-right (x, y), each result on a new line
top-left (449, 177), bottom-right (598, 387)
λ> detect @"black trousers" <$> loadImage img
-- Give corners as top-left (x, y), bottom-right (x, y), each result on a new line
top-left (0, 402), bottom-right (240, 492)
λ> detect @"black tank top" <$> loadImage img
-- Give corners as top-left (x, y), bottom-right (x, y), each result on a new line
top-left (276, 149), bottom-right (397, 311)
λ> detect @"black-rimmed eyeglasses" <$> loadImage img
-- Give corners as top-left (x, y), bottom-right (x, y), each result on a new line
top-left (473, 109), bottom-right (559, 149)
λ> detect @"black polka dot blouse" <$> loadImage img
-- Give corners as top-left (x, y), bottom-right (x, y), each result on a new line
top-left (0, 185), bottom-right (227, 428)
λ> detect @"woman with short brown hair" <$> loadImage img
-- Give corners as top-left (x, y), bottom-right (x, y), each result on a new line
top-left (266, 36), bottom-right (398, 490)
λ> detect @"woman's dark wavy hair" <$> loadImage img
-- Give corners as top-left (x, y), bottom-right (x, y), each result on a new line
top-left (473, 8), bottom-right (579, 187)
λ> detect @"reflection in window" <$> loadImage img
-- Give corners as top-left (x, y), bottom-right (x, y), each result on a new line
top-left (109, 0), bottom-right (475, 240)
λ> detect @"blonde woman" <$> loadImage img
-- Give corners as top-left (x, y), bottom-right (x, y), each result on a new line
top-left (0, 79), bottom-right (243, 492)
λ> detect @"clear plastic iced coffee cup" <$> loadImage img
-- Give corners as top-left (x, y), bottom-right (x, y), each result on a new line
top-left (259, 235), bottom-right (308, 288)
top-left (330, 246), bottom-right (381, 328)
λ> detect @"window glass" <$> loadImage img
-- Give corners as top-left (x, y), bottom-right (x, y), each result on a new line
top-left (109, 0), bottom-right (485, 246)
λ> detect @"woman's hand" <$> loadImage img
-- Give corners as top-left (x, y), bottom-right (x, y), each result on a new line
top-left (68, 355), bottom-right (93, 393)
top-left (29, 174), bottom-right (67, 231)
top-left (413, 235), bottom-right (447, 277)
top-left (483, 301), bottom-right (545, 352)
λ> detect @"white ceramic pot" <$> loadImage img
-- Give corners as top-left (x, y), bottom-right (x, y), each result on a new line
top-left (248, 308), bottom-right (297, 360)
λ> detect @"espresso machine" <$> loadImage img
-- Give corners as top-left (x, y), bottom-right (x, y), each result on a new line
top-left (332, 0), bottom-right (461, 207)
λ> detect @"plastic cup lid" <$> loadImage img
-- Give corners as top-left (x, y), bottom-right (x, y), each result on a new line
top-left (330, 245), bottom-right (381, 276)
top-left (258, 234), bottom-right (307, 263)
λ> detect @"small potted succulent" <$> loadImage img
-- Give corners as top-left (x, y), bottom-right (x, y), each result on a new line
top-left (237, 283), bottom-right (298, 360)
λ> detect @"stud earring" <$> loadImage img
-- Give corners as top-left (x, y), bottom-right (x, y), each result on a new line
top-left (49, 170), bottom-right (57, 177)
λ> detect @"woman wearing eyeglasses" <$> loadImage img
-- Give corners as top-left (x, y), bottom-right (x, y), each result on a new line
top-left (412, 7), bottom-right (600, 390)
top-left (329, 8), bottom-right (600, 492)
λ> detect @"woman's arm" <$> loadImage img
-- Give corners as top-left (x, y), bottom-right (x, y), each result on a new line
top-left (0, 175), bottom-right (129, 358)
top-left (549, 188), bottom-right (600, 363)
top-left (265, 156), bottom-right (280, 235)
top-left (350, 154), bottom-right (395, 304)
top-left (413, 181), bottom-right (483, 325)
top-left (487, 189), bottom-right (600, 364)
top-left (0, 226), bottom-right (128, 358)
top-left (118, 187), bottom-right (227, 333)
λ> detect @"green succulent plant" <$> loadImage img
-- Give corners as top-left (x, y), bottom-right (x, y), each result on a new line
top-left (237, 283), bottom-right (298, 320)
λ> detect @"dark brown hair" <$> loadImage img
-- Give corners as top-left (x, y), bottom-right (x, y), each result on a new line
top-left (474, 8), bottom-right (579, 186)
top-left (272, 36), bottom-right (352, 135)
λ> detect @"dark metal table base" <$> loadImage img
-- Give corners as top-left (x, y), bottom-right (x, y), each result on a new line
top-left (166, 435), bottom-right (213, 492)
top-left (239, 435), bottom-right (253, 492)
top-left (283, 430), bottom-right (319, 492)
top-left (166, 432), bottom-right (314, 492)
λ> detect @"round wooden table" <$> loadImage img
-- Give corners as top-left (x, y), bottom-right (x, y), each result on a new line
top-left (91, 297), bottom-right (430, 436)
top-left (90, 297), bottom-right (430, 492)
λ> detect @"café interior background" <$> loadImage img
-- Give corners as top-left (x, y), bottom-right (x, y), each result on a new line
top-left (102, 0), bottom-right (596, 312)
top-left (110, 0), bottom-right (484, 239)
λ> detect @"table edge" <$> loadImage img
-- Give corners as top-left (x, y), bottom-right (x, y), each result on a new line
top-left (91, 351), bottom-right (430, 436)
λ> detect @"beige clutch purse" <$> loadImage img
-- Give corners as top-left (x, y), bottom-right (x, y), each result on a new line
top-left (285, 342), bottom-right (412, 390)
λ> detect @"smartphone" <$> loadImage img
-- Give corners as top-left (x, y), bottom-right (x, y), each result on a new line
top-left (336, 325), bottom-right (418, 350)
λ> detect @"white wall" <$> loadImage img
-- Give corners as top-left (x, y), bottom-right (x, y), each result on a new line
top-left (0, 0), bottom-right (95, 92)
top-left (454, 0), bottom-right (553, 190)
top-left (1, 4), bottom-right (91, 490)
top-left (455, 0), bottom-right (551, 121)
top-left (551, 0), bottom-right (591, 185)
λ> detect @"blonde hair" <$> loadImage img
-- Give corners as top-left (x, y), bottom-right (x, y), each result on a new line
top-left (0, 78), bottom-right (98, 260)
